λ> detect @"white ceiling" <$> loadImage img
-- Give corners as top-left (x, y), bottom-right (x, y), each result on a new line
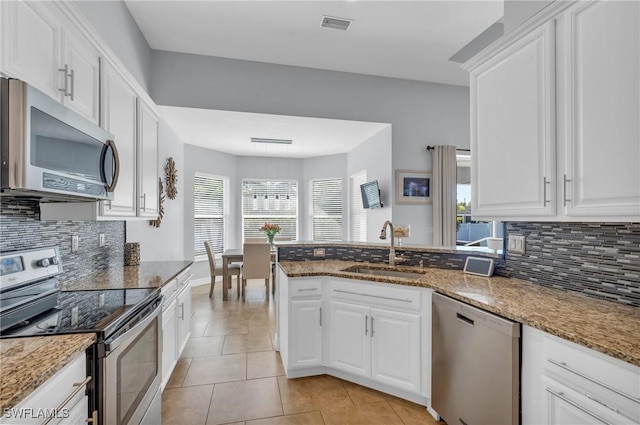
top-left (160, 106), bottom-right (390, 158)
top-left (125, 0), bottom-right (504, 87)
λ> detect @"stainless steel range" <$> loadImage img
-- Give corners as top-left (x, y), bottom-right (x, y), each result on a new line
top-left (0, 247), bottom-right (163, 425)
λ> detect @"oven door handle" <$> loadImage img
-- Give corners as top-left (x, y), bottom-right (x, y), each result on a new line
top-left (101, 297), bottom-right (162, 355)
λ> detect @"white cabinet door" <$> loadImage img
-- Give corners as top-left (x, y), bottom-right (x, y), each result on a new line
top-left (290, 299), bottom-right (323, 368)
top-left (471, 20), bottom-right (556, 219)
top-left (561, 1), bottom-right (640, 219)
top-left (329, 301), bottom-right (370, 378)
top-left (543, 378), bottom-right (623, 425)
top-left (1, 1), bottom-right (61, 101)
top-left (61, 26), bottom-right (100, 124)
top-left (176, 285), bottom-right (191, 357)
top-left (370, 308), bottom-right (421, 393)
top-left (100, 60), bottom-right (137, 217)
top-left (161, 298), bottom-right (177, 390)
top-left (137, 100), bottom-right (159, 218)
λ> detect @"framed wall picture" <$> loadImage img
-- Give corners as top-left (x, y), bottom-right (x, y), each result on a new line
top-left (395, 169), bottom-right (432, 204)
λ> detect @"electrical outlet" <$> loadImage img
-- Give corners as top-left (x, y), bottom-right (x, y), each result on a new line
top-left (313, 248), bottom-right (326, 258)
top-left (508, 235), bottom-right (526, 254)
top-left (99, 233), bottom-right (106, 247)
top-left (71, 235), bottom-right (79, 253)
top-left (99, 293), bottom-right (105, 307)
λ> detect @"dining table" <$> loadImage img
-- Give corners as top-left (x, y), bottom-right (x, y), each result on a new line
top-left (221, 248), bottom-right (277, 301)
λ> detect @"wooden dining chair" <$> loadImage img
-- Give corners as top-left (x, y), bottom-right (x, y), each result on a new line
top-left (241, 242), bottom-right (272, 301)
top-left (204, 241), bottom-right (241, 298)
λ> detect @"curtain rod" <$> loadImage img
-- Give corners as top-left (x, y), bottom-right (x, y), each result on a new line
top-left (425, 146), bottom-right (471, 152)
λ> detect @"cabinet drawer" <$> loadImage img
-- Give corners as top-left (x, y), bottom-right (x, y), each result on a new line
top-left (329, 279), bottom-right (421, 311)
top-left (543, 334), bottom-right (640, 422)
top-left (161, 280), bottom-right (178, 305)
top-left (290, 278), bottom-right (322, 298)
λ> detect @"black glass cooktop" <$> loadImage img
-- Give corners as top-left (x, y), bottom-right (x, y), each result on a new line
top-left (0, 286), bottom-right (159, 338)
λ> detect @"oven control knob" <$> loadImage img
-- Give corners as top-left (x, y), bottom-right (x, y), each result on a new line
top-left (36, 258), bottom-right (50, 268)
top-left (49, 257), bottom-right (59, 265)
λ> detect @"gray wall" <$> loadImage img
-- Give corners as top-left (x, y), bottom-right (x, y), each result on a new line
top-left (74, 0), bottom-right (152, 91)
top-left (126, 119), bottom-right (185, 261)
top-left (503, 0), bottom-right (554, 33)
top-left (347, 126), bottom-right (393, 242)
top-left (149, 50), bottom-right (470, 245)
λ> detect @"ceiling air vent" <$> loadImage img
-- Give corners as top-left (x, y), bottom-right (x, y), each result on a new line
top-left (251, 138), bottom-right (293, 145)
top-left (320, 15), bottom-right (353, 31)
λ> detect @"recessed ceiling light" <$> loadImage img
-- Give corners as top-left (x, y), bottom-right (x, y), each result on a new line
top-left (251, 138), bottom-right (293, 145)
top-left (320, 15), bottom-right (353, 31)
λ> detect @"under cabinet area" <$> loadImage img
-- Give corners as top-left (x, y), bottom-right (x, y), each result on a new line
top-left (277, 270), bottom-right (432, 405)
top-left (522, 325), bottom-right (640, 425)
top-left (161, 268), bottom-right (192, 390)
top-left (465, 0), bottom-right (640, 222)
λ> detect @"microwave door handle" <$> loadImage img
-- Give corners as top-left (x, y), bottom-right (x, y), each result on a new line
top-left (104, 139), bottom-right (120, 192)
top-left (103, 299), bottom-right (161, 355)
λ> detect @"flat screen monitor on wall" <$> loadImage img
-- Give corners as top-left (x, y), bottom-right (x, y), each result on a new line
top-left (360, 180), bottom-right (383, 209)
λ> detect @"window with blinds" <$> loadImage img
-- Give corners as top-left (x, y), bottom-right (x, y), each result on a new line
top-left (242, 180), bottom-right (298, 241)
top-left (194, 174), bottom-right (229, 257)
top-left (310, 178), bottom-right (343, 241)
top-left (350, 171), bottom-right (367, 242)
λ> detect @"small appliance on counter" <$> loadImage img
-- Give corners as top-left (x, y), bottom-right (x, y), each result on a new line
top-left (0, 246), bottom-right (162, 425)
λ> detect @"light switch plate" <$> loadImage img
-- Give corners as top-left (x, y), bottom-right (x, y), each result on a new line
top-left (71, 235), bottom-right (79, 253)
top-left (508, 235), bottom-right (526, 254)
top-left (313, 248), bottom-right (326, 258)
top-left (99, 233), bottom-right (106, 247)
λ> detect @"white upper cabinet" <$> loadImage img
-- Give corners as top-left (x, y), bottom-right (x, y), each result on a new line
top-left (100, 60), bottom-right (138, 217)
top-left (559, 1), bottom-right (640, 219)
top-left (1, 1), bottom-right (101, 124)
top-left (137, 100), bottom-right (159, 218)
top-left (1, 1), bottom-right (61, 101)
top-left (470, 21), bottom-right (556, 218)
top-left (465, 0), bottom-right (640, 222)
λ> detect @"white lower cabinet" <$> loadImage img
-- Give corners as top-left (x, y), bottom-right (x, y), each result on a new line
top-left (290, 299), bottom-right (323, 368)
top-left (1, 354), bottom-right (92, 425)
top-left (278, 272), bottom-right (430, 404)
top-left (522, 325), bottom-right (640, 425)
top-left (160, 268), bottom-right (192, 390)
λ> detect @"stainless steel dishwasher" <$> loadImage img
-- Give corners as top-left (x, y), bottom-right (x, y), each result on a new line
top-left (432, 293), bottom-right (521, 425)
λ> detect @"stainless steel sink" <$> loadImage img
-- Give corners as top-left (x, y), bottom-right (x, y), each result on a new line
top-left (342, 266), bottom-right (427, 280)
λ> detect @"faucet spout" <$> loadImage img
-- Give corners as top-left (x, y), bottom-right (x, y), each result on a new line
top-left (380, 221), bottom-right (396, 266)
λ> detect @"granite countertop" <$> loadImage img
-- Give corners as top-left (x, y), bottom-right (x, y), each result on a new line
top-left (0, 334), bottom-right (96, 411)
top-left (278, 260), bottom-right (640, 367)
top-left (60, 260), bottom-right (193, 291)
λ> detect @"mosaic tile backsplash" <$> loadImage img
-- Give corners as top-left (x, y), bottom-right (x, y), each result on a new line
top-left (0, 197), bottom-right (124, 283)
top-left (502, 222), bottom-right (640, 307)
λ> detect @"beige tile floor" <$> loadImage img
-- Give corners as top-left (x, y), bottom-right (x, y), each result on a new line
top-left (162, 281), bottom-right (443, 425)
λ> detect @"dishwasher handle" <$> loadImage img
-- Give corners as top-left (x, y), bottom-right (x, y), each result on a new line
top-left (456, 312), bottom-right (474, 327)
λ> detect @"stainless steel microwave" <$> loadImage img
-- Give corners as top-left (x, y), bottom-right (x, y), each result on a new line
top-left (0, 78), bottom-right (119, 201)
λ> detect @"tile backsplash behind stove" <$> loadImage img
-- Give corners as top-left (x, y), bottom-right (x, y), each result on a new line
top-left (503, 222), bottom-right (640, 307)
top-left (0, 197), bottom-right (124, 282)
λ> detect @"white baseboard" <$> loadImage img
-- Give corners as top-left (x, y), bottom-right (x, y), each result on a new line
top-left (191, 277), bottom-right (217, 287)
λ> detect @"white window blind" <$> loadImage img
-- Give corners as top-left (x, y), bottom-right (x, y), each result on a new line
top-left (311, 178), bottom-right (343, 241)
top-left (242, 180), bottom-right (298, 241)
top-left (194, 174), bottom-right (229, 257)
top-left (350, 171), bottom-right (367, 242)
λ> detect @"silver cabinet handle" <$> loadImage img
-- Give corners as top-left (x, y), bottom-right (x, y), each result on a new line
top-left (58, 64), bottom-right (70, 97)
top-left (69, 68), bottom-right (75, 101)
top-left (543, 177), bottom-right (551, 206)
top-left (545, 387), bottom-right (613, 425)
top-left (299, 288), bottom-right (318, 292)
top-left (563, 174), bottom-right (572, 207)
top-left (548, 358), bottom-right (640, 404)
top-left (332, 289), bottom-right (412, 303)
top-left (365, 314), bottom-right (368, 336)
top-left (371, 316), bottom-right (374, 337)
top-left (319, 307), bottom-right (322, 326)
top-left (179, 302), bottom-right (185, 319)
top-left (41, 376), bottom-right (92, 425)
top-left (140, 193), bottom-right (146, 211)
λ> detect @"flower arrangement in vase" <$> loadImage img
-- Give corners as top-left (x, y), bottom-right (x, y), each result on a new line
top-left (259, 223), bottom-right (281, 250)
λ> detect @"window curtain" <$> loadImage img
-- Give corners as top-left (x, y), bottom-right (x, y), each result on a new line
top-left (432, 145), bottom-right (457, 246)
